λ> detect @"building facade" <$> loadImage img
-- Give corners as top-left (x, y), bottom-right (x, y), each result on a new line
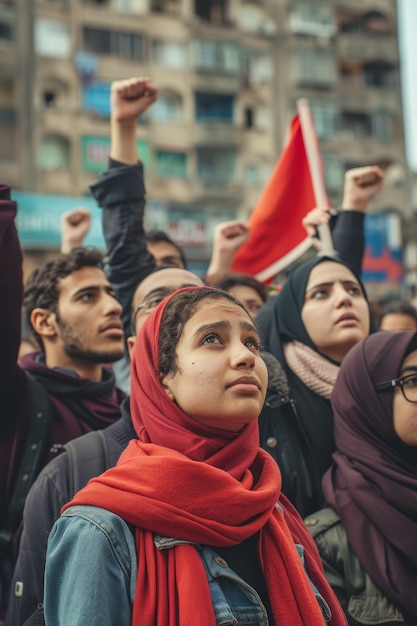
top-left (0, 0), bottom-right (410, 289)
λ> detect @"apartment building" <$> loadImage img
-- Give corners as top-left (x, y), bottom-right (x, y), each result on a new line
top-left (0, 0), bottom-right (409, 286)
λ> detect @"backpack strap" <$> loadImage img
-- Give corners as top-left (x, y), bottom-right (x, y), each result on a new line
top-left (21, 431), bottom-right (116, 626)
top-left (0, 376), bottom-right (53, 561)
top-left (64, 430), bottom-right (110, 497)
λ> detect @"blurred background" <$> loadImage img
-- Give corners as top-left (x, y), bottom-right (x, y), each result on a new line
top-left (0, 0), bottom-right (416, 300)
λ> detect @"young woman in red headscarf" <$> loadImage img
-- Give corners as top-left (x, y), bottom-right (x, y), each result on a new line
top-left (44, 287), bottom-right (347, 626)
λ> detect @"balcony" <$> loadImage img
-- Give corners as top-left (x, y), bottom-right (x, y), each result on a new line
top-left (192, 178), bottom-right (242, 201)
top-left (338, 34), bottom-right (398, 63)
top-left (194, 122), bottom-right (242, 146)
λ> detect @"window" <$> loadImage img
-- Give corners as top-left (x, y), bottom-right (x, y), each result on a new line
top-left (295, 48), bottom-right (337, 87)
top-left (150, 91), bottom-right (183, 121)
top-left (196, 147), bottom-right (236, 184)
top-left (362, 11), bottom-right (392, 36)
top-left (364, 61), bottom-right (396, 89)
top-left (244, 163), bottom-right (260, 186)
top-left (340, 112), bottom-right (370, 137)
top-left (191, 40), bottom-right (241, 74)
top-left (239, 3), bottom-right (267, 34)
top-left (244, 51), bottom-right (273, 85)
top-left (83, 27), bottom-right (144, 60)
top-left (309, 101), bottom-right (338, 138)
top-left (35, 19), bottom-right (71, 58)
top-left (195, 93), bottom-right (234, 122)
top-left (0, 7), bottom-right (14, 41)
top-left (111, 0), bottom-right (147, 14)
top-left (151, 0), bottom-right (180, 14)
top-left (195, 0), bottom-right (228, 25)
top-left (0, 107), bottom-right (15, 159)
top-left (244, 107), bottom-right (253, 129)
top-left (38, 136), bottom-right (70, 170)
top-left (156, 151), bottom-right (187, 179)
top-left (289, 3), bottom-right (336, 38)
top-left (371, 111), bottom-right (392, 142)
top-left (152, 40), bottom-right (187, 69)
top-left (322, 155), bottom-right (344, 193)
top-left (40, 78), bottom-right (70, 109)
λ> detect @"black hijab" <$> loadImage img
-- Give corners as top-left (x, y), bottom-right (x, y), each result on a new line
top-left (256, 255), bottom-right (373, 515)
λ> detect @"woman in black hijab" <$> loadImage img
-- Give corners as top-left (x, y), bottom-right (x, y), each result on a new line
top-left (256, 255), bottom-right (372, 517)
top-left (306, 331), bottom-right (417, 625)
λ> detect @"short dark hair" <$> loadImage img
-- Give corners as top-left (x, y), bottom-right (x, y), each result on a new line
top-left (23, 247), bottom-right (104, 350)
top-left (158, 287), bottom-right (248, 376)
top-left (380, 300), bottom-right (417, 324)
top-left (216, 272), bottom-right (268, 303)
top-left (146, 229), bottom-right (187, 269)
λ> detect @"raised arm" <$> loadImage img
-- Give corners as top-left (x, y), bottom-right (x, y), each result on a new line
top-left (0, 185), bottom-right (22, 391)
top-left (90, 78), bottom-right (158, 391)
top-left (302, 165), bottom-right (384, 275)
top-left (60, 208), bottom-right (92, 254)
top-left (205, 220), bottom-right (249, 284)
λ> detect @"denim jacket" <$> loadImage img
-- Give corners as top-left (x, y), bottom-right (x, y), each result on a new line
top-left (44, 505), bottom-right (331, 626)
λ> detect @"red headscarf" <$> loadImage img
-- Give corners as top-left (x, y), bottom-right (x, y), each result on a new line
top-left (66, 287), bottom-right (346, 626)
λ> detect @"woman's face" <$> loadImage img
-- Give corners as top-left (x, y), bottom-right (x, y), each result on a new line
top-left (301, 261), bottom-right (370, 362)
top-left (392, 349), bottom-right (417, 446)
top-left (227, 285), bottom-right (264, 319)
top-left (161, 298), bottom-right (268, 431)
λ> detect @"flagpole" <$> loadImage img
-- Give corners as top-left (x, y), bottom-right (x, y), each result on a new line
top-left (297, 98), bottom-right (336, 256)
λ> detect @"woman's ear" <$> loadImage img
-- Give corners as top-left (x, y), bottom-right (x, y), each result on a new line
top-left (160, 373), bottom-right (175, 401)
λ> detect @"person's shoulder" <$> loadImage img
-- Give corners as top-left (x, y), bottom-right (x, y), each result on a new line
top-left (61, 505), bottom-right (136, 552)
top-left (304, 507), bottom-right (342, 540)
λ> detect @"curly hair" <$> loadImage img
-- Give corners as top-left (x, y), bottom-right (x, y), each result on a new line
top-left (23, 247), bottom-right (104, 350)
top-left (158, 287), bottom-right (247, 376)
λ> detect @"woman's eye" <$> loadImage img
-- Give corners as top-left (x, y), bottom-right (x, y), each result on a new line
top-left (312, 290), bottom-right (327, 300)
top-left (202, 334), bottom-right (220, 345)
top-left (244, 337), bottom-right (260, 350)
top-left (347, 287), bottom-right (361, 296)
top-left (402, 375), bottom-right (417, 388)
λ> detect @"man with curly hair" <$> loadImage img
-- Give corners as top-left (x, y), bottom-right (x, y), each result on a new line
top-left (0, 193), bottom-right (126, 619)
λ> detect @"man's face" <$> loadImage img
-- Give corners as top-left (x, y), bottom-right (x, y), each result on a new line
top-left (146, 240), bottom-right (185, 268)
top-left (127, 268), bottom-right (204, 357)
top-left (53, 266), bottom-right (124, 364)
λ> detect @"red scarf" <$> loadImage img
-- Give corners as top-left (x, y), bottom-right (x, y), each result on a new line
top-left (65, 288), bottom-right (347, 626)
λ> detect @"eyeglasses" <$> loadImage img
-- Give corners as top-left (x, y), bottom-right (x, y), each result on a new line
top-left (375, 374), bottom-right (417, 403)
top-left (131, 293), bottom-right (168, 328)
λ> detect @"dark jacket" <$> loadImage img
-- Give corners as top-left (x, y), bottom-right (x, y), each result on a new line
top-left (259, 351), bottom-right (317, 516)
top-left (5, 399), bottom-right (136, 626)
top-left (305, 508), bottom-right (414, 626)
top-left (256, 210), bottom-right (369, 518)
top-left (0, 186), bottom-right (125, 620)
top-left (91, 160), bottom-right (156, 394)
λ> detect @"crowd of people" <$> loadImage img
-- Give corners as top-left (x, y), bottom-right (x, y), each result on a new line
top-left (1, 76), bottom-right (416, 626)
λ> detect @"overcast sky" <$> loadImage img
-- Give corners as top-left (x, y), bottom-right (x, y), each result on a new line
top-left (397, 0), bottom-right (417, 170)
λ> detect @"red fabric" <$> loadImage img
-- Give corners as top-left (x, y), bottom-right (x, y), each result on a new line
top-left (232, 115), bottom-right (326, 283)
top-left (65, 287), bottom-right (347, 626)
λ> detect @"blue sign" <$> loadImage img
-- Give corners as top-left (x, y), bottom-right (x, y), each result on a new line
top-left (362, 213), bottom-right (404, 283)
top-left (13, 191), bottom-right (105, 249)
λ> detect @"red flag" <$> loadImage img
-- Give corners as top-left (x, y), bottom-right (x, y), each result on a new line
top-left (232, 115), bottom-right (327, 283)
